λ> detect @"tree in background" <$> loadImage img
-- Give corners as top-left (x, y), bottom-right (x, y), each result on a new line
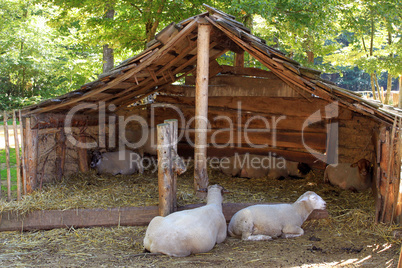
top-left (1, 0), bottom-right (402, 109)
top-left (0, 0), bottom-right (101, 110)
top-left (224, 0), bottom-right (402, 103)
top-left (47, 0), bottom-right (210, 72)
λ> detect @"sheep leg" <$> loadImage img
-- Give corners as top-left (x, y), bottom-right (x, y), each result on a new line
top-left (281, 225), bottom-right (304, 238)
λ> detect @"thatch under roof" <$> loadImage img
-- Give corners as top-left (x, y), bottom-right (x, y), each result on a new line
top-left (21, 4), bottom-right (402, 125)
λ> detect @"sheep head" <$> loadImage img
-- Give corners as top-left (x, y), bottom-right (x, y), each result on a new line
top-left (296, 191), bottom-right (326, 211)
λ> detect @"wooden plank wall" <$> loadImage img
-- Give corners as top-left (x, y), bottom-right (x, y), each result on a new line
top-left (133, 73), bottom-right (341, 167)
top-left (122, 72), bottom-right (379, 170)
top-left (337, 111), bottom-right (378, 164)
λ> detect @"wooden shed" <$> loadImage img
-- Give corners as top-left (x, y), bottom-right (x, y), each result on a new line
top-left (18, 5), bottom-right (402, 225)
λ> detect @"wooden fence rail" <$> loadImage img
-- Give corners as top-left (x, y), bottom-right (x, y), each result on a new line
top-left (0, 110), bottom-right (26, 201)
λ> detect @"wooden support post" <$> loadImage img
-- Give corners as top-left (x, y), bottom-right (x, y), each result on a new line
top-left (3, 111), bottom-right (11, 201)
top-left (25, 117), bottom-right (38, 193)
top-left (194, 21), bottom-right (211, 196)
top-left (157, 123), bottom-right (172, 216)
top-left (392, 117), bottom-right (402, 223)
top-left (325, 119), bottom-right (338, 165)
top-left (395, 118), bottom-right (402, 224)
top-left (19, 110), bottom-right (27, 195)
top-left (12, 110), bottom-right (21, 201)
top-left (77, 134), bottom-right (89, 173)
top-left (235, 52), bottom-right (244, 67)
top-left (164, 119), bottom-right (178, 212)
top-left (377, 123), bottom-right (400, 224)
top-left (55, 128), bottom-right (66, 180)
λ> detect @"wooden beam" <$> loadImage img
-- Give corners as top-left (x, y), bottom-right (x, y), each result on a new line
top-left (3, 111), bottom-right (11, 201)
top-left (194, 22), bottom-right (211, 195)
top-left (25, 117), bottom-right (38, 193)
top-left (154, 95), bottom-right (353, 120)
top-left (19, 110), bottom-right (27, 195)
top-left (157, 123), bottom-right (173, 216)
top-left (325, 120), bottom-right (338, 165)
top-left (234, 52), bottom-right (244, 67)
top-left (0, 204), bottom-right (328, 231)
top-left (25, 18), bottom-right (200, 116)
top-left (165, 119), bottom-right (179, 212)
top-left (29, 113), bottom-right (100, 129)
top-left (55, 128), bottom-right (66, 181)
top-left (12, 110), bottom-right (22, 200)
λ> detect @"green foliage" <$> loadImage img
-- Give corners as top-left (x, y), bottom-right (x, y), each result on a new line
top-left (0, 149), bottom-right (18, 192)
top-left (0, 0), bottom-right (101, 110)
top-left (1, 0), bottom-right (401, 110)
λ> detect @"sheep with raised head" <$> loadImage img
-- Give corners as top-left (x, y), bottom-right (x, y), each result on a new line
top-left (143, 184), bottom-right (227, 257)
top-left (90, 149), bottom-right (143, 175)
top-left (324, 158), bottom-right (373, 192)
top-left (228, 191), bottom-right (326, 240)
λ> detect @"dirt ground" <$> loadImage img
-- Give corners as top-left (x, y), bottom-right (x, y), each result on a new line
top-left (0, 165), bottom-right (401, 267)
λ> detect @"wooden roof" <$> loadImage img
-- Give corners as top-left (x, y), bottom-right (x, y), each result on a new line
top-left (21, 4), bottom-right (402, 124)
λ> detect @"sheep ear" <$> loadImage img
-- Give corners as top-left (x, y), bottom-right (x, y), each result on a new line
top-left (298, 195), bottom-right (309, 202)
top-left (299, 194), bottom-right (316, 203)
top-left (351, 162), bottom-right (358, 168)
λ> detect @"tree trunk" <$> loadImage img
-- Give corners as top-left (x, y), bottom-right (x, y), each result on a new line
top-left (307, 51), bottom-right (314, 64)
top-left (371, 73), bottom-right (377, 100)
top-left (145, 0), bottom-right (166, 45)
top-left (399, 75), bottom-right (402, 109)
top-left (102, 9), bottom-right (114, 73)
top-left (385, 27), bottom-right (393, 104)
top-left (385, 73), bottom-right (392, 104)
top-left (103, 44), bottom-right (114, 73)
top-left (375, 72), bottom-right (383, 103)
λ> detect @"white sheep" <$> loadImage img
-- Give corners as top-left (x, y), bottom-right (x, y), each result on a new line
top-left (90, 149), bottom-right (143, 175)
top-left (268, 158), bottom-right (311, 180)
top-left (219, 153), bottom-right (311, 179)
top-left (143, 184), bottom-right (227, 257)
top-left (228, 191), bottom-right (326, 240)
top-left (324, 159), bottom-right (373, 192)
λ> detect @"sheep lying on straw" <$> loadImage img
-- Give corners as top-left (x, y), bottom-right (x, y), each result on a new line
top-left (228, 191), bottom-right (326, 240)
top-left (143, 184), bottom-right (227, 257)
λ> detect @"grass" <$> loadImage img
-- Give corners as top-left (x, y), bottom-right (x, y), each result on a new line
top-left (0, 149), bottom-right (19, 193)
top-left (0, 119), bottom-right (19, 126)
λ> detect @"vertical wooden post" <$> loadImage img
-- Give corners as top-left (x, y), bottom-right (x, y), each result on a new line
top-left (374, 127), bottom-right (383, 224)
top-left (12, 110), bottom-right (21, 201)
top-left (25, 117), bottom-right (38, 193)
top-left (3, 111), bottom-right (11, 200)
top-left (377, 122), bottom-right (401, 224)
top-left (55, 128), bottom-right (66, 180)
top-left (235, 52), bottom-right (244, 67)
top-left (19, 110), bottom-right (27, 195)
top-left (157, 123), bottom-right (172, 216)
top-left (395, 118), bottom-right (402, 224)
top-left (194, 21), bottom-right (211, 196)
top-left (77, 134), bottom-right (89, 173)
top-left (325, 119), bottom-right (338, 165)
top-left (165, 119), bottom-right (178, 212)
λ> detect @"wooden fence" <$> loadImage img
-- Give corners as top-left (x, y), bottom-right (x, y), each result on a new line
top-left (0, 110), bottom-right (26, 201)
